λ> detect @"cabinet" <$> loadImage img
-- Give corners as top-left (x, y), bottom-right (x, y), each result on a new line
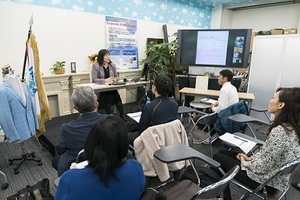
top-left (43, 70), bottom-right (141, 117)
top-left (247, 35), bottom-right (300, 120)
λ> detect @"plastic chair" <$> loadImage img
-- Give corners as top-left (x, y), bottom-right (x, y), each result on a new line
top-left (177, 105), bottom-right (206, 124)
top-left (229, 113), bottom-right (270, 139)
top-left (148, 143), bottom-right (240, 200)
top-left (235, 158), bottom-right (300, 200)
top-left (188, 112), bottom-right (218, 157)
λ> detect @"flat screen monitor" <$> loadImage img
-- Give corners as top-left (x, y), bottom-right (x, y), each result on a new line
top-left (176, 29), bottom-right (252, 68)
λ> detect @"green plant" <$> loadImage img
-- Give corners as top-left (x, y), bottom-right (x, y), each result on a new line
top-left (50, 61), bottom-right (66, 73)
top-left (140, 33), bottom-right (179, 79)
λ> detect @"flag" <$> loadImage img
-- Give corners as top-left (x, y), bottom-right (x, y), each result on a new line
top-left (26, 33), bottom-right (51, 136)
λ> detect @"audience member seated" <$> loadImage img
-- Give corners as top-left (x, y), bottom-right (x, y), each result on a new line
top-left (52, 86), bottom-right (106, 176)
top-left (55, 115), bottom-right (146, 200)
top-left (128, 75), bottom-right (178, 144)
top-left (210, 69), bottom-right (239, 113)
top-left (213, 87), bottom-right (300, 196)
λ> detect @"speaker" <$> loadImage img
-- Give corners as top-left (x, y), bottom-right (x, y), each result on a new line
top-left (162, 24), bottom-right (169, 43)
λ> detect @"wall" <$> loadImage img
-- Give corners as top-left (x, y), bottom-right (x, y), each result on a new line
top-left (0, 1), bottom-right (200, 83)
top-left (229, 4), bottom-right (300, 31)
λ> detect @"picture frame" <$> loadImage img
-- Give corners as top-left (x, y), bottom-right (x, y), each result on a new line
top-left (70, 62), bottom-right (76, 73)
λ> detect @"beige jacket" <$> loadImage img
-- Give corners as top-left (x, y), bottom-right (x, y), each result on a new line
top-left (134, 119), bottom-right (189, 182)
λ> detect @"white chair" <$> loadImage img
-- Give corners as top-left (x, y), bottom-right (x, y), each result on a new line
top-left (189, 76), bottom-right (211, 111)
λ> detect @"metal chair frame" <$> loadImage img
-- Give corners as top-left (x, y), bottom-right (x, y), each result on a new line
top-left (236, 158), bottom-right (300, 200)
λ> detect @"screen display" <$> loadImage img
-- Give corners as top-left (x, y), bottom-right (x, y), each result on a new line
top-left (176, 29), bottom-right (252, 68)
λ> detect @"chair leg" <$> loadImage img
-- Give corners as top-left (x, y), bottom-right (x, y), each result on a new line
top-left (0, 170), bottom-right (9, 190)
top-left (8, 142), bottom-right (43, 174)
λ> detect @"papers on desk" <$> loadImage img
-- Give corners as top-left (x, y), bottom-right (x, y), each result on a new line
top-left (200, 98), bottom-right (218, 105)
top-left (219, 132), bottom-right (257, 154)
top-left (78, 83), bottom-right (99, 87)
top-left (127, 111), bottom-right (142, 123)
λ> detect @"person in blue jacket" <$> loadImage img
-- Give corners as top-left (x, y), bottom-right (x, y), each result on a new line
top-left (55, 115), bottom-right (146, 200)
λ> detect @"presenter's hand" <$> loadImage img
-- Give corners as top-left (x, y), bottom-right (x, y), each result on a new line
top-left (111, 77), bottom-right (117, 82)
top-left (105, 77), bottom-right (114, 83)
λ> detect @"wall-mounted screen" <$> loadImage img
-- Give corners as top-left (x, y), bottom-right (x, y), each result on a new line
top-left (176, 29), bottom-right (252, 68)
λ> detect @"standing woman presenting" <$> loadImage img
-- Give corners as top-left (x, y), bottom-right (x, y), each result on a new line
top-left (91, 49), bottom-right (126, 120)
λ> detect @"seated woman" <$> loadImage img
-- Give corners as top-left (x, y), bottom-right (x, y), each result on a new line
top-left (91, 49), bottom-right (126, 120)
top-left (214, 87), bottom-right (300, 197)
top-left (55, 115), bottom-right (146, 200)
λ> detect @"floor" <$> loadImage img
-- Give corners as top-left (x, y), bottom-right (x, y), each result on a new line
top-left (0, 102), bottom-right (300, 199)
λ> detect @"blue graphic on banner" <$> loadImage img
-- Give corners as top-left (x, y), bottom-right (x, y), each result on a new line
top-left (106, 16), bottom-right (138, 70)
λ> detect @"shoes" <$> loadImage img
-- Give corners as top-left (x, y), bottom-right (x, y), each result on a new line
top-left (291, 182), bottom-right (300, 192)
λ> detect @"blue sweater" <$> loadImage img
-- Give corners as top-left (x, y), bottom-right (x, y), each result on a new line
top-left (55, 159), bottom-right (145, 200)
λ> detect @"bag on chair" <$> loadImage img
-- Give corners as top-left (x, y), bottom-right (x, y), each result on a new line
top-left (7, 178), bottom-right (54, 200)
top-left (180, 165), bottom-right (232, 200)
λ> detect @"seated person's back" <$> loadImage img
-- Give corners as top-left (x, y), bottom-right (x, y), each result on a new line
top-left (55, 115), bottom-right (145, 200)
top-left (52, 86), bottom-right (106, 176)
top-left (138, 75), bottom-right (178, 133)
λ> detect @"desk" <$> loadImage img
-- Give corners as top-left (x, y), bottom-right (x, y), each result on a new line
top-left (76, 81), bottom-right (149, 92)
top-left (179, 87), bottom-right (255, 107)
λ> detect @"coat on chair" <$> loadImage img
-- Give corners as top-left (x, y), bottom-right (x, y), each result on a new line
top-left (214, 100), bottom-right (249, 135)
top-left (134, 119), bottom-right (189, 182)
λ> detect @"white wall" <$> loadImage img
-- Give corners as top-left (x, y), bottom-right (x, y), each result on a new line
top-left (230, 4), bottom-right (300, 31)
top-left (0, 1), bottom-right (194, 82)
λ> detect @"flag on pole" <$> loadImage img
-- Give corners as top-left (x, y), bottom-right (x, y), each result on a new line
top-left (26, 33), bottom-right (52, 136)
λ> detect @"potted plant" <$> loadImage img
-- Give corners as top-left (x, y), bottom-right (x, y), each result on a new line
top-left (140, 33), bottom-right (187, 95)
top-left (50, 61), bottom-right (66, 74)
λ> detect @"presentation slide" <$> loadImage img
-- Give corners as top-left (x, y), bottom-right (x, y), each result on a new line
top-left (195, 31), bottom-right (229, 65)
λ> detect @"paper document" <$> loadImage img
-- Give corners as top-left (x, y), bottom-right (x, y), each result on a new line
top-left (78, 83), bottom-right (98, 87)
top-left (219, 132), bottom-right (257, 154)
top-left (127, 111), bottom-right (142, 123)
top-left (200, 98), bottom-right (218, 105)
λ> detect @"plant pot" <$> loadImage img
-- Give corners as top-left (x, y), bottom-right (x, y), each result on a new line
top-left (54, 68), bottom-right (65, 74)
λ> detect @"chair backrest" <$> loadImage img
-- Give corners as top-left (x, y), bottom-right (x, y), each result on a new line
top-left (134, 120), bottom-right (189, 182)
top-left (192, 165), bottom-right (240, 199)
top-left (194, 76), bottom-right (209, 100)
top-left (196, 112), bottom-right (218, 126)
top-left (262, 158), bottom-right (300, 188)
top-left (240, 158), bottom-right (300, 200)
top-left (214, 100), bottom-right (249, 135)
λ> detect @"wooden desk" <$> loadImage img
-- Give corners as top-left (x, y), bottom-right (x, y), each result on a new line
top-left (179, 87), bottom-right (255, 107)
top-left (76, 81), bottom-right (149, 93)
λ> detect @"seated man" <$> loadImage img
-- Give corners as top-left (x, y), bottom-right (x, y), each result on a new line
top-left (128, 75), bottom-right (178, 144)
top-left (211, 69), bottom-right (239, 113)
top-left (52, 86), bottom-right (106, 176)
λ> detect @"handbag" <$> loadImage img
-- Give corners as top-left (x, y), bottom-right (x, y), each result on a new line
top-left (7, 178), bottom-right (54, 200)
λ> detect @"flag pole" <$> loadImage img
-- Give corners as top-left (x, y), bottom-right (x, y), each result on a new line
top-left (21, 14), bottom-right (33, 82)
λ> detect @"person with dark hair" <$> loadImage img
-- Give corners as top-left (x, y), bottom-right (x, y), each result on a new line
top-left (91, 49), bottom-right (126, 120)
top-left (213, 87), bottom-right (300, 197)
top-left (55, 115), bottom-right (145, 200)
top-left (52, 86), bottom-right (106, 176)
top-left (138, 75), bottom-right (178, 133)
top-left (211, 69), bottom-right (239, 113)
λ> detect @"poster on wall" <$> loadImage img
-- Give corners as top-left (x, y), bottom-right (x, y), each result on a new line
top-left (105, 16), bottom-right (138, 70)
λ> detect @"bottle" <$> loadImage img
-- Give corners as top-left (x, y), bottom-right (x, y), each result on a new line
top-left (146, 97), bottom-right (151, 104)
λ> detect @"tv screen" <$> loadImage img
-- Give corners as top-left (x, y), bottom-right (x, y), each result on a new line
top-left (176, 29), bottom-right (252, 68)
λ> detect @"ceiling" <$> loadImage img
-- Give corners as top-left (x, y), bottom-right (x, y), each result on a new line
top-left (200, 0), bottom-right (300, 10)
